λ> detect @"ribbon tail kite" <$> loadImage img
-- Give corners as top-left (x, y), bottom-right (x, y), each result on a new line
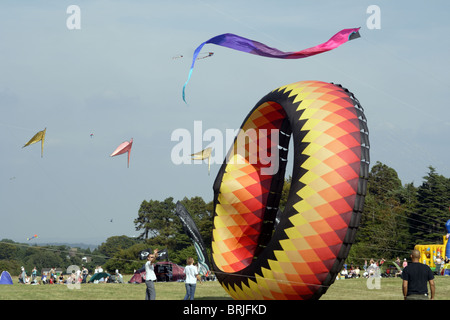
top-left (27, 234), bottom-right (38, 241)
top-left (23, 128), bottom-right (46, 157)
top-left (182, 27), bottom-right (361, 102)
top-left (191, 147), bottom-right (212, 175)
top-left (110, 138), bottom-right (133, 168)
top-left (175, 201), bottom-right (211, 276)
top-left (196, 52), bottom-right (214, 60)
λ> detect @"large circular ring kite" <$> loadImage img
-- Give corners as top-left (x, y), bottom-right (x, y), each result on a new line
top-left (212, 80), bottom-right (369, 300)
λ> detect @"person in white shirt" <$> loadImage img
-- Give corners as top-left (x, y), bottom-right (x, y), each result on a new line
top-left (76, 268), bottom-right (81, 283)
top-left (183, 257), bottom-right (201, 300)
top-left (145, 249), bottom-right (159, 300)
top-left (115, 269), bottom-right (123, 283)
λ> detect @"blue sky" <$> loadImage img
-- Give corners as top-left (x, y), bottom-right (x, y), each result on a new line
top-left (1, 1), bottom-right (449, 245)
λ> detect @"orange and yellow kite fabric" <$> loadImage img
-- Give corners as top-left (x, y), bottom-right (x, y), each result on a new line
top-left (211, 80), bottom-right (369, 300)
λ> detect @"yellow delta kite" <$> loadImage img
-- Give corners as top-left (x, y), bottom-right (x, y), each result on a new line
top-left (23, 128), bottom-right (46, 157)
top-left (191, 147), bottom-right (212, 174)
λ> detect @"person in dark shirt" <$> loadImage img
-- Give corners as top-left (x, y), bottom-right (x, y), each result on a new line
top-left (402, 249), bottom-right (435, 300)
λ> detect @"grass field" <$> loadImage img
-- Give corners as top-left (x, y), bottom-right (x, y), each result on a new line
top-left (1, 275), bottom-right (450, 300)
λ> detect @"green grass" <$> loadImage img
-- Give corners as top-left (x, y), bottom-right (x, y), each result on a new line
top-left (322, 276), bottom-right (447, 300)
top-left (0, 276), bottom-right (232, 300)
top-left (1, 275), bottom-right (449, 300)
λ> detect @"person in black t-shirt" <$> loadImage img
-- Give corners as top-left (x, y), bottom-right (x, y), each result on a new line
top-left (402, 249), bottom-right (435, 300)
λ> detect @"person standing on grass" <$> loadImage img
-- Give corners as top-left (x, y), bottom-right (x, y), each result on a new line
top-left (402, 249), bottom-right (435, 300)
top-left (145, 248), bottom-right (159, 300)
top-left (81, 266), bottom-right (88, 283)
top-left (20, 266), bottom-right (26, 284)
top-left (32, 267), bottom-right (37, 283)
top-left (183, 257), bottom-right (201, 300)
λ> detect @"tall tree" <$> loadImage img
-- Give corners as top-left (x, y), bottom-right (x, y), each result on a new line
top-left (367, 161), bottom-right (402, 199)
top-left (410, 166), bottom-right (450, 244)
top-left (350, 162), bottom-right (410, 261)
top-left (97, 235), bottom-right (137, 259)
top-left (134, 197), bottom-right (177, 240)
top-left (134, 197), bottom-right (179, 251)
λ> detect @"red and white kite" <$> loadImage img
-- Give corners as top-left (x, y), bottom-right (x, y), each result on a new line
top-left (110, 138), bottom-right (133, 168)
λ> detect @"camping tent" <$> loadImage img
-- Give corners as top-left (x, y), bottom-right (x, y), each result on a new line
top-left (88, 272), bottom-right (110, 283)
top-left (129, 271), bottom-right (145, 284)
top-left (0, 271), bottom-right (13, 285)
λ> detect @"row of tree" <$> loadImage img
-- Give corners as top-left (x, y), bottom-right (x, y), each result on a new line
top-left (0, 196), bottom-right (213, 276)
top-left (2, 161), bottom-right (450, 276)
top-left (349, 162), bottom-right (450, 265)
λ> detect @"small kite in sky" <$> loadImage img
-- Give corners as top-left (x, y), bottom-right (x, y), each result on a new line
top-left (173, 52), bottom-right (213, 60)
top-left (23, 128), bottom-right (46, 157)
top-left (27, 234), bottom-right (38, 241)
top-left (196, 52), bottom-right (214, 60)
top-left (110, 138), bottom-right (133, 168)
top-left (191, 147), bottom-right (212, 175)
top-left (182, 28), bottom-right (361, 102)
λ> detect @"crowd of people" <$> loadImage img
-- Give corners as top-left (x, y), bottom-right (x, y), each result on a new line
top-left (15, 253), bottom-right (206, 301)
top-left (338, 257), bottom-right (410, 279)
top-left (17, 265), bottom-right (124, 285)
